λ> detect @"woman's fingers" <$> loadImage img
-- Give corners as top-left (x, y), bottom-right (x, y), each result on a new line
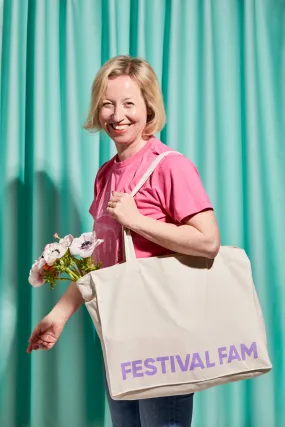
top-left (109, 197), bottom-right (120, 204)
top-left (27, 340), bottom-right (48, 354)
top-left (111, 191), bottom-right (124, 198)
top-left (27, 342), bottom-right (40, 353)
top-left (110, 192), bottom-right (125, 203)
top-left (37, 337), bottom-right (53, 348)
top-left (27, 328), bottom-right (51, 353)
top-left (27, 343), bottom-right (33, 353)
top-left (28, 326), bottom-right (41, 343)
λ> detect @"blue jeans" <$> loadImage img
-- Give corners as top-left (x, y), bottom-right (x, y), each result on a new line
top-left (105, 381), bottom-right (194, 427)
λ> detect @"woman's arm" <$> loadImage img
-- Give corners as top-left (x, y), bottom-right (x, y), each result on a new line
top-left (130, 209), bottom-right (220, 259)
top-left (108, 192), bottom-right (220, 259)
top-left (49, 281), bottom-right (85, 321)
top-left (27, 282), bottom-right (84, 353)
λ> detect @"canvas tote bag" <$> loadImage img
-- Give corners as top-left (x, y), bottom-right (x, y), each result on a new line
top-left (76, 151), bottom-right (272, 400)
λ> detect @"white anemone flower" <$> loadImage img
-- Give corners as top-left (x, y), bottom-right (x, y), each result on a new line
top-left (43, 242), bottom-right (68, 266)
top-left (59, 234), bottom-right (74, 248)
top-left (70, 232), bottom-right (103, 258)
top-left (28, 256), bottom-right (46, 287)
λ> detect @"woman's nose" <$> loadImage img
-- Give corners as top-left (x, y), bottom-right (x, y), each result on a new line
top-left (112, 105), bottom-right (124, 122)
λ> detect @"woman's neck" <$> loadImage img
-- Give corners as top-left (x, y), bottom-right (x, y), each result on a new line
top-left (115, 137), bottom-right (149, 162)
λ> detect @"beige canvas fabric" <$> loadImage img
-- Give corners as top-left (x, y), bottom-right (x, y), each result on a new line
top-left (76, 152), bottom-right (272, 400)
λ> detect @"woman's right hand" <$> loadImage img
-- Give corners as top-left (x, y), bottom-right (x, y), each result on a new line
top-left (27, 313), bottom-right (67, 354)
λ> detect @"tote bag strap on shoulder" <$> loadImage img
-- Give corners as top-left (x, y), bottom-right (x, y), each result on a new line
top-left (130, 150), bottom-right (181, 197)
top-left (123, 150), bottom-right (181, 262)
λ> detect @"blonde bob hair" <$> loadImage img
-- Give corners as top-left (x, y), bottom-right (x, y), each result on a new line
top-left (83, 55), bottom-right (166, 136)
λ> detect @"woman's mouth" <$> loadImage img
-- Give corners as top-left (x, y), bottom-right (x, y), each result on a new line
top-left (109, 123), bottom-right (131, 134)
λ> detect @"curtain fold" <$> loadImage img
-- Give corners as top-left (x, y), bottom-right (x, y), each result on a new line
top-left (0, 1), bottom-right (284, 426)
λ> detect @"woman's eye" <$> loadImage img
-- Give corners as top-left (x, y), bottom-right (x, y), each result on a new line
top-left (102, 102), bottom-right (112, 107)
top-left (125, 102), bottom-right (134, 107)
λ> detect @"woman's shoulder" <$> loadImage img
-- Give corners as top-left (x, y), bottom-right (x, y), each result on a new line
top-left (150, 138), bottom-right (198, 175)
top-left (150, 136), bottom-right (176, 155)
top-left (96, 157), bottom-right (115, 179)
top-left (92, 157), bottom-right (115, 198)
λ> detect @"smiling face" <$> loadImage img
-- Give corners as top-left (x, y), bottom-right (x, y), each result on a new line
top-left (99, 75), bottom-right (148, 147)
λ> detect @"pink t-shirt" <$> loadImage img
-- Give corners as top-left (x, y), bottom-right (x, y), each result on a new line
top-left (89, 136), bottom-right (212, 268)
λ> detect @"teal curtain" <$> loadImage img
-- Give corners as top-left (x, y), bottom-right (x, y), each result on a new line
top-left (1, 0), bottom-right (284, 426)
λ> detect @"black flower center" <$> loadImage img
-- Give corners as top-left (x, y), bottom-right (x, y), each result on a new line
top-left (81, 241), bottom-right (92, 249)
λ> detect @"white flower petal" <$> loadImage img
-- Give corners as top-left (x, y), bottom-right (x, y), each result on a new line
top-left (94, 239), bottom-right (104, 249)
top-left (69, 232), bottom-right (103, 258)
top-left (28, 262), bottom-right (46, 287)
top-left (81, 232), bottom-right (96, 241)
top-left (37, 256), bottom-right (46, 269)
top-left (59, 234), bottom-right (74, 248)
top-left (43, 242), bottom-right (68, 266)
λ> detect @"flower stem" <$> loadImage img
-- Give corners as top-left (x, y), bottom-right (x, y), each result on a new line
top-left (70, 266), bottom-right (81, 277)
top-left (65, 267), bottom-right (80, 281)
top-left (71, 259), bottom-right (83, 276)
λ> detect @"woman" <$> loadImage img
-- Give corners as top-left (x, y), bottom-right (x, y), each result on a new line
top-left (27, 55), bottom-right (220, 427)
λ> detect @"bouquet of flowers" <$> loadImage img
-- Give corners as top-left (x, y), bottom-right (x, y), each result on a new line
top-left (28, 232), bottom-right (103, 289)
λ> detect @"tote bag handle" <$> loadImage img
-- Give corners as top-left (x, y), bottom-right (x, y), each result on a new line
top-left (123, 150), bottom-right (181, 263)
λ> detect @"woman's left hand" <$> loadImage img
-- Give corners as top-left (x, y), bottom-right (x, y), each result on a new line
top-left (107, 191), bottom-right (142, 229)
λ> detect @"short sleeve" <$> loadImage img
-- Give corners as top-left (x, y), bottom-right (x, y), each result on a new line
top-left (88, 160), bottom-right (111, 218)
top-left (153, 155), bottom-right (213, 224)
top-left (88, 174), bottom-right (99, 217)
